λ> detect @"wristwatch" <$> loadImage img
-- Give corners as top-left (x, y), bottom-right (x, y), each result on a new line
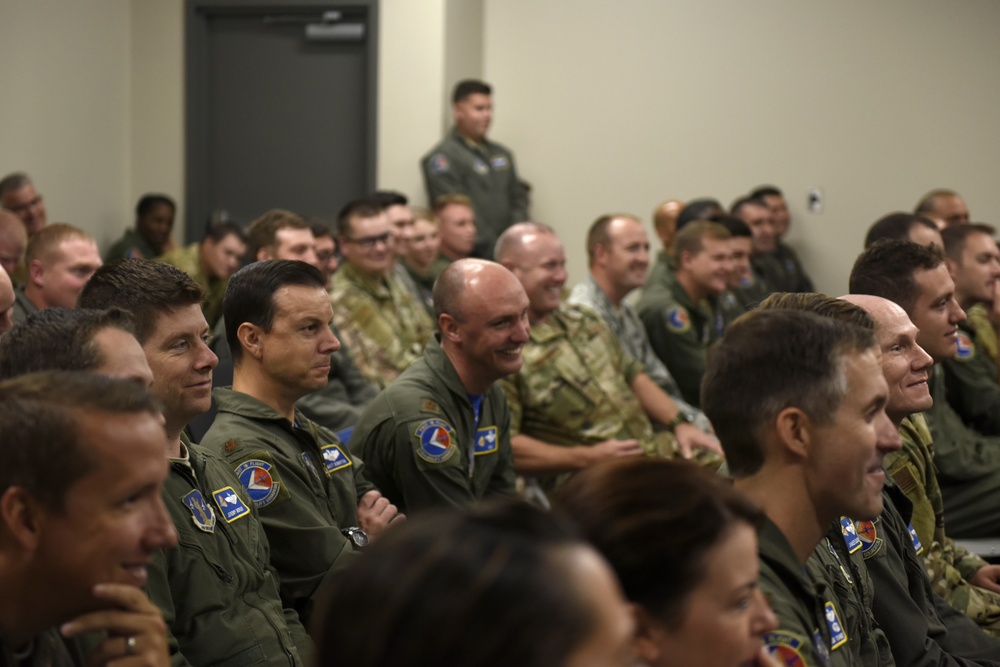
top-left (341, 526), bottom-right (369, 549)
top-left (667, 411), bottom-right (695, 433)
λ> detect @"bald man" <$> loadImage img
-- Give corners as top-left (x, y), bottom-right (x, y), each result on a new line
top-left (916, 189), bottom-right (970, 229)
top-left (652, 199), bottom-right (683, 254)
top-left (349, 259), bottom-right (525, 513)
top-left (0, 267), bottom-right (13, 338)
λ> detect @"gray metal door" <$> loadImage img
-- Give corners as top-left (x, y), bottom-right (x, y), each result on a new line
top-left (185, 1), bottom-right (377, 238)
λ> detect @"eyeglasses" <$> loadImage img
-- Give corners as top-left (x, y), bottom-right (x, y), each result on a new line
top-left (342, 232), bottom-right (391, 249)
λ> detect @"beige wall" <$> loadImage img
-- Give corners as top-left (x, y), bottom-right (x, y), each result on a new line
top-left (3, 0), bottom-right (999, 294)
top-left (482, 0), bottom-right (1000, 294)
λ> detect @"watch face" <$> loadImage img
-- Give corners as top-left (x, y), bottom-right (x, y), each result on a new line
top-left (352, 529), bottom-right (369, 548)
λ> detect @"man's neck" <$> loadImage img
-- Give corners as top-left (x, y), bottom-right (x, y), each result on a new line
top-left (439, 247), bottom-right (465, 262)
top-left (232, 366), bottom-right (298, 422)
top-left (165, 428), bottom-right (184, 459)
top-left (0, 568), bottom-right (48, 649)
top-left (442, 343), bottom-right (492, 396)
top-left (590, 270), bottom-right (625, 307)
top-left (22, 285), bottom-right (47, 310)
top-left (734, 469), bottom-right (824, 564)
top-left (676, 272), bottom-right (708, 303)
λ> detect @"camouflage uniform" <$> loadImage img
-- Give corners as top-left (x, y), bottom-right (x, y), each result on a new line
top-left (498, 304), bottom-right (678, 493)
top-left (329, 263), bottom-right (433, 389)
top-left (941, 319), bottom-right (1000, 435)
top-left (966, 303), bottom-right (999, 363)
top-left (158, 242), bottom-right (228, 328)
top-left (887, 414), bottom-right (1000, 636)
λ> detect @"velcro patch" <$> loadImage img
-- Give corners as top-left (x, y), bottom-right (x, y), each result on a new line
top-left (321, 443), bottom-right (353, 474)
top-left (763, 632), bottom-right (807, 667)
top-left (666, 307), bottom-right (691, 333)
top-left (429, 153), bottom-right (450, 174)
top-left (414, 418), bottom-right (457, 464)
top-left (472, 159), bottom-right (489, 175)
top-left (474, 425), bottom-right (498, 456)
top-left (234, 453), bottom-right (287, 509)
top-left (856, 518), bottom-right (884, 560)
top-left (213, 486), bottom-right (250, 523)
top-left (908, 523), bottom-right (924, 555)
top-left (840, 516), bottom-right (861, 554)
top-left (955, 333), bottom-right (975, 361)
top-left (825, 601), bottom-right (848, 650)
top-left (182, 489), bottom-right (216, 533)
top-left (489, 155), bottom-right (509, 169)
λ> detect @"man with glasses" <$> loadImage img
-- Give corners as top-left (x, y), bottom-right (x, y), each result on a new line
top-left (331, 198), bottom-right (433, 389)
top-left (0, 172), bottom-right (47, 236)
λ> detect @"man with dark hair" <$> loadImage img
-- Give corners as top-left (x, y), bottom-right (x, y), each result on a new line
top-left (247, 209), bottom-right (318, 266)
top-left (158, 220), bottom-right (248, 328)
top-left (866, 212), bottom-right (943, 249)
top-left (79, 259), bottom-right (312, 665)
top-left (106, 194), bottom-right (177, 261)
top-left (0, 171), bottom-right (47, 235)
top-left (13, 223), bottom-right (102, 324)
top-left (421, 79), bottom-right (528, 259)
top-left (849, 240), bottom-right (1000, 540)
top-left (749, 185), bottom-right (815, 293)
top-left (916, 189), bottom-right (970, 228)
top-left (204, 259), bottom-right (400, 626)
top-left (637, 220), bottom-right (732, 406)
top-left (702, 308), bottom-right (899, 667)
top-left (714, 215), bottom-right (770, 323)
top-left (310, 220), bottom-right (338, 286)
top-left (0, 371), bottom-right (176, 665)
top-left (331, 197), bottom-right (433, 388)
top-left (350, 259), bottom-right (523, 513)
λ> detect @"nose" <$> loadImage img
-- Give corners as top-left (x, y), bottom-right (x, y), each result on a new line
top-left (512, 314), bottom-right (531, 343)
top-left (949, 299), bottom-right (967, 324)
top-left (875, 409), bottom-right (902, 454)
top-left (751, 589), bottom-right (779, 636)
top-left (197, 337), bottom-right (220, 371)
top-left (322, 326), bottom-right (341, 353)
top-left (913, 344), bottom-right (933, 372)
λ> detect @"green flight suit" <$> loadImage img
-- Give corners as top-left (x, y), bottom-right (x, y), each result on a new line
top-left (202, 388), bottom-right (375, 627)
top-left (941, 320), bottom-right (1000, 436)
top-left (147, 438), bottom-right (310, 666)
top-left (924, 367), bottom-right (1000, 539)
top-left (421, 128), bottom-right (529, 259)
top-left (754, 242), bottom-right (814, 293)
top-left (637, 270), bottom-right (716, 406)
top-left (966, 304), bottom-right (999, 363)
top-left (11, 285), bottom-right (37, 325)
top-left (0, 629), bottom-right (88, 667)
top-left (105, 227), bottom-right (159, 262)
top-left (329, 263), bottom-right (433, 389)
top-left (888, 415), bottom-right (1000, 636)
top-left (757, 518), bottom-right (837, 667)
top-left (349, 337), bottom-right (516, 514)
top-left (157, 242), bottom-right (228, 329)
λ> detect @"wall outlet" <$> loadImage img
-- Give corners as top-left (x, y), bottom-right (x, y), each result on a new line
top-left (808, 187), bottom-right (824, 213)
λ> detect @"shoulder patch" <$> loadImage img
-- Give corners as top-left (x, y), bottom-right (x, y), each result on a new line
top-left (908, 523), bottom-right (924, 555)
top-left (824, 601), bottom-right (848, 650)
top-left (125, 248), bottom-right (145, 259)
top-left (212, 486), bottom-right (251, 523)
top-left (955, 333), bottom-right (975, 361)
top-left (224, 439), bottom-right (239, 454)
top-left (840, 517), bottom-right (861, 554)
top-left (320, 443), bottom-right (353, 474)
top-left (429, 153), bottom-right (450, 174)
top-left (234, 455), bottom-right (285, 509)
top-left (474, 425), bottom-right (498, 456)
top-left (856, 518), bottom-right (884, 560)
top-left (414, 418), bottom-right (457, 464)
top-left (181, 489), bottom-right (216, 533)
top-left (334, 426), bottom-right (354, 443)
top-left (763, 632), bottom-right (807, 667)
top-left (665, 306), bottom-right (691, 333)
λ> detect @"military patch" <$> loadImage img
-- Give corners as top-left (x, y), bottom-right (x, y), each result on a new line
top-left (473, 425), bottom-right (498, 455)
top-left (125, 248), bottom-right (145, 259)
top-left (840, 516), bottom-right (861, 554)
top-left (429, 153), bottom-right (450, 174)
top-left (235, 458), bottom-right (283, 509)
top-left (472, 158), bottom-right (489, 175)
top-left (212, 486), bottom-right (250, 523)
top-left (321, 443), bottom-right (353, 473)
top-left (812, 627), bottom-right (830, 664)
top-left (414, 418), bottom-right (457, 464)
top-left (334, 426), bottom-right (354, 443)
top-left (489, 155), bottom-right (509, 169)
top-left (955, 333), bottom-right (975, 361)
top-left (224, 439), bottom-right (238, 454)
top-left (301, 452), bottom-right (321, 481)
top-left (824, 601), bottom-right (848, 650)
top-left (856, 518), bottom-right (883, 560)
top-left (763, 632), bottom-right (807, 667)
top-left (665, 307), bottom-right (691, 333)
top-left (908, 523), bottom-right (924, 555)
top-left (826, 539), bottom-right (853, 585)
top-left (181, 489), bottom-right (216, 533)
top-left (421, 398), bottom-right (442, 414)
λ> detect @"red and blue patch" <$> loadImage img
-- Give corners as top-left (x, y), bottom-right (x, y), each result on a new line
top-left (235, 459), bottom-right (280, 508)
top-left (429, 153), bottom-right (450, 174)
top-left (955, 333), bottom-right (975, 361)
top-left (415, 418), bottom-right (456, 464)
top-left (856, 518), bottom-right (884, 560)
top-left (666, 307), bottom-right (691, 333)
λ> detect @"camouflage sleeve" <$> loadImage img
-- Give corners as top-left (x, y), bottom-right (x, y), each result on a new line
top-left (331, 292), bottom-right (416, 389)
top-left (950, 539), bottom-right (989, 581)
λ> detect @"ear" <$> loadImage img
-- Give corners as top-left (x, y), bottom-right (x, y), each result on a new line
top-left (27, 259), bottom-right (44, 287)
top-left (0, 487), bottom-right (43, 552)
top-left (256, 247), bottom-right (271, 262)
top-left (944, 257), bottom-right (959, 278)
top-left (439, 313), bottom-right (461, 344)
top-left (593, 243), bottom-right (610, 267)
top-left (498, 257), bottom-right (516, 273)
top-left (237, 322), bottom-right (265, 361)
top-left (773, 406), bottom-right (811, 461)
top-left (632, 604), bottom-right (664, 666)
top-left (678, 250), bottom-right (693, 269)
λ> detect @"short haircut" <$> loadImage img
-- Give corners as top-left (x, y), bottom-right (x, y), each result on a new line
top-left (78, 259), bottom-right (204, 344)
top-left (676, 198), bottom-right (724, 231)
top-left (915, 189), bottom-right (960, 216)
top-left (757, 292), bottom-right (876, 332)
top-left (586, 213), bottom-right (640, 264)
top-left (246, 209), bottom-right (309, 259)
top-left (336, 198), bottom-right (383, 237)
top-left (673, 220), bottom-right (730, 261)
top-left (223, 259), bottom-right (327, 364)
top-left (204, 219), bottom-right (247, 245)
top-left (433, 261), bottom-right (466, 322)
top-left (313, 501), bottom-right (594, 667)
top-left (750, 185), bottom-right (784, 200)
top-left (309, 219), bottom-right (334, 241)
top-left (432, 194), bottom-right (473, 215)
top-left (0, 172), bottom-right (32, 198)
top-left (864, 213), bottom-right (939, 248)
top-left (715, 215), bottom-right (752, 239)
top-left (849, 240), bottom-right (945, 313)
top-left (0, 307), bottom-right (136, 379)
top-left (730, 195), bottom-right (770, 219)
top-left (24, 223), bottom-right (94, 266)
top-left (941, 223), bottom-right (997, 263)
top-left (494, 222), bottom-right (557, 265)
top-left (452, 79), bottom-right (492, 104)
top-left (556, 458), bottom-right (762, 627)
top-left (135, 194), bottom-right (176, 218)
top-left (411, 206), bottom-right (437, 226)
top-left (701, 309), bottom-right (876, 476)
top-left (0, 370), bottom-right (159, 511)
top-left (370, 190), bottom-right (408, 209)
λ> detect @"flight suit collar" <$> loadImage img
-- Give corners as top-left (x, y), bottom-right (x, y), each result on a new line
top-left (213, 386), bottom-right (302, 426)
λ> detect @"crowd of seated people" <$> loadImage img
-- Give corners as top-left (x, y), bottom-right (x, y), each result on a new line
top-left (5, 144), bottom-right (1000, 667)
